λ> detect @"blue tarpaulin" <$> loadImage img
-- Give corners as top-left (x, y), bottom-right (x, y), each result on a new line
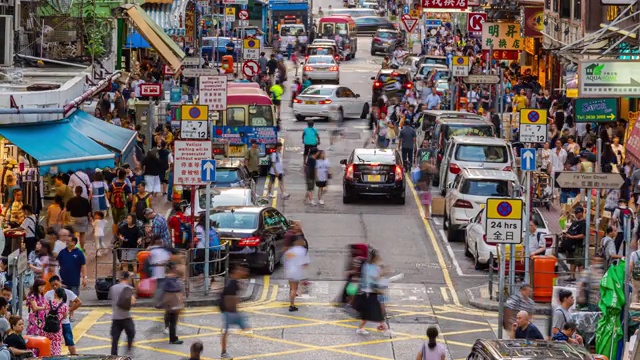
top-left (125, 31), bottom-right (150, 48)
top-left (67, 110), bottom-right (136, 162)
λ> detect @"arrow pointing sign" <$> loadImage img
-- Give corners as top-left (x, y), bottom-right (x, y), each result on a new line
top-left (201, 159), bottom-right (217, 182)
top-left (521, 149), bottom-right (536, 171)
top-left (556, 172), bottom-right (624, 190)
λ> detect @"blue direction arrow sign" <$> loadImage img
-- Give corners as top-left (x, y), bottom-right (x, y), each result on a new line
top-left (403, 5), bottom-right (410, 14)
top-left (520, 148), bottom-right (536, 171)
top-left (201, 159), bottom-right (217, 182)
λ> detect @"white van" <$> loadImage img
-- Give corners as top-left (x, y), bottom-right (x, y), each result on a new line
top-left (439, 136), bottom-right (515, 196)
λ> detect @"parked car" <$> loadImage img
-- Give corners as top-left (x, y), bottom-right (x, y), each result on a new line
top-left (371, 68), bottom-right (413, 104)
top-left (414, 64), bottom-right (450, 82)
top-left (444, 169), bottom-right (521, 243)
top-left (184, 187), bottom-right (267, 215)
top-left (354, 16), bottom-right (396, 33)
top-left (213, 159), bottom-right (256, 193)
top-left (467, 339), bottom-right (599, 360)
top-left (212, 206), bottom-right (300, 274)
top-left (302, 55), bottom-right (340, 84)
top-left (340, 148), bottom-right (406, 204)
top-left (201, 37), bottom-right (242, 61)
top-left (439, 136), bottom-right (515, 196)
top-left (370, 29), bottom-right (402, 55)
top-left (293, 85), bottom-right (369, 122)
top-left (465, 207), bottom-right (551, 269)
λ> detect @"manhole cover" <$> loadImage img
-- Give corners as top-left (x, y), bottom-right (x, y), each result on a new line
top-left (387, 315), bottom-right (437, 324)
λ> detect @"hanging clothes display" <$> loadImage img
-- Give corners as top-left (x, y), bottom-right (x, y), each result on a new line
top-left (19, 168), bottom-right (43, 215)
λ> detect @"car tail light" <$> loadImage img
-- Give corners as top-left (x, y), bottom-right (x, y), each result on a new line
top-left (318, 99), bottom-right (332, 104)
top-left (239, 236), bottom-right (261, 247)
top-left (293, 98), bottom-right (302, 104)
top-left (453, 199), bottom-right (473, 209)
top-left (334, 55), bottom-right (340, 61)
top-left (404, 82), bottom-right (413, 89)
top-left (345, 44), bottom-right (351, 49)
top-left (394, 165), bottom-right (403, 181)
top-left (345, 164), bottom-right (355, 180)
top-left (265, 144), bottom-right (276, 153)
top-left (304, 66), bottom-right (313, 71)
top-left (503, 166), bottom-right (512, 171)
top-left (329, 66), bottom-right (338, 71)
top-left (392, 72), bottom-right (399, 76)
top-left (305, 55), bottom-right (309, 60)
top-left (449, 163), bottom-right (461, 174)
top-left (373, 37), bottom-right (382, 43)
top-left (373, 81), bottom-right (383, 88)
top-left (212, 145), bottom-right (225, 156)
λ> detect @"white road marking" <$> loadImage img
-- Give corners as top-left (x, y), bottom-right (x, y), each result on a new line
top-left (432, 218), bottom-right (442, 225)
top-left (439, 229), bottom-right (485, 278)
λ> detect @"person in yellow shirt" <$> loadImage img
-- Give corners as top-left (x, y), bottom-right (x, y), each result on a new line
top-left (512, 89), bottom-right (529, 112)
top-left (270, 81), bottom-right (284, 120)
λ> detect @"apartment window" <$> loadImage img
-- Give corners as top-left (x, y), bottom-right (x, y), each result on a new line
top-left (560, 0), bottom-right (571, 18)
top-left (545, 0), bottom-right (551, 10)
top-left (574, 0), bottom-right (581, 20)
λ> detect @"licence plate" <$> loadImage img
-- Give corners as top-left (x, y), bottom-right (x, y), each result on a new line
top-left (228, 145), bottom-right (245, 157)
top-left (367, 175), bottom-right (381, 182)
top-left (304, 101), bottom-right (316, 104)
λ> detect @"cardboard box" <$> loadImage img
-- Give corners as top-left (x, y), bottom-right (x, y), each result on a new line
top-left (432, 197), bottom-right (445, 216)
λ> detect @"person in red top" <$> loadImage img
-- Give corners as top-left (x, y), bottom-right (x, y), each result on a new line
top-left (167, 204), bottom-right (188, 248)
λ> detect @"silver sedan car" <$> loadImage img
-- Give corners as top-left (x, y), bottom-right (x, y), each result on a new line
top-left (302, 55), bottom-right (340, 84)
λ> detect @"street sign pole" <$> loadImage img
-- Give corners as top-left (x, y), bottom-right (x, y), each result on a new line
top-left (524, 169), bottom-right (531, 283)
top-left (594, 138), bottom-right (602, 249)
top-left (498, 243), bottom-right (506, 339)
top-left (204, 180), bottom-right (211, 294)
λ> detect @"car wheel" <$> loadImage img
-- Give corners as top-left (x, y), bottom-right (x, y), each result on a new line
top-left (432, 177), bottom-right (440, 187)
top-left (262, 246), bottom-right (276, 274)
top-left (343, 190), bottom-right (352, 203)
top-left (351, 52), bottom-right (355, 59)
top-left (464, 237), bottom-right (472, 258)
top-left (295, 115), bottom-right (305, 122)
top-left (370, 49), bottom-right (375, 55)
top-left (338, 108), bottom-right (344, 123)
top-left (360, 103), bottom-right (370, 119)
top-left (447, 228), bottom-right (458, 243)
top-left (474, 244), bottom-right (487, 270)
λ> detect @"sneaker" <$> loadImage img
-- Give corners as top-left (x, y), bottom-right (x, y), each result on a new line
top-left (327, 146), bottom-right (333, 151)
top-left (268, 193), bottom-right (276, 198)
top-left (310, 200), bottom-right (318, 206)
top-left (221, 352), bottom-right (231, 358)
top-left (289, 305), bottom-right (299, 312)
top-left (170, 340), bottom-right (184, 344)
top-left (318, 199), bottom-right (325, 205)
top-left (163, 328), bottom-right (169, 335)
top-left (356, 328), bottom-right (369, 335)
top-left (282, 193), bottom-right (291, 199)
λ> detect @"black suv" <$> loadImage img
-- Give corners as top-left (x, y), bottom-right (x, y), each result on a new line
top-left (371, 68), bottom-right (413, 105)
top-left (340, 148), bottom-right (406, 204)
top-left (370, 29), bottom-right (402, 55)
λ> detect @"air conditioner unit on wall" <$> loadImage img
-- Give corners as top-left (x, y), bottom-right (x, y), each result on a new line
top-left (0, 16), bottom-right (13, 67)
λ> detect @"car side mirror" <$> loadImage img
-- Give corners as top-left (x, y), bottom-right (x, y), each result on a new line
top-left (340, 159), bottom-right (347, 165)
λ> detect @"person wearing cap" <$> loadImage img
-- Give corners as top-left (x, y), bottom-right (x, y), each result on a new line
top-left (109, 271), bottom-right (136, 355)
top-left (144, 208), bottom-right (171, 248)
top-left (565, 207), bottom-right (586, 280)
top-left (610, 198), bottom-right (635, 255)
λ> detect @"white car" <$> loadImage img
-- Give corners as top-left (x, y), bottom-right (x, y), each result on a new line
top-left (293, 85), bottom-right (369, 122)
top-left (444, 168), bottom-right (521, 242)
top-left (400, 56), bottom-right (421, 79)
top-left (465, 207), bottom-right (551, 270)
top-left (414, 64), bottom-right (450, 82)
top-left (302, 55), bottom-right (340, 84)
top-left (439, 136), bottom-right (515, 196)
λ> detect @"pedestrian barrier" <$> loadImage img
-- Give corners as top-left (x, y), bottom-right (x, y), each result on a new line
top-left (184, 241), bottom-right (231, 297)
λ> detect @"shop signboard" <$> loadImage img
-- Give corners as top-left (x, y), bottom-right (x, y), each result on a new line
top-left (467, 12), bottom-right (486, 32)
top-left (481, 22), bottom-right (522, 51)
top-left (522, 7), bottom-right (543, 37)
top-left (579, 60), bottom-right (640, 97)
top-left (574, 98), bottom-right (618, 123)
top-left (422, 0), bottom-right (467, 9)
top-left (483, 50), bottom-right (519, 60)
top-left (174, 140), bottom-right (213, 186)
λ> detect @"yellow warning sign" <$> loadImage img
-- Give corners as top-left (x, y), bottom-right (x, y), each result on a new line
top-left (519, 108), bottom-right (548, 125)
top-left (486, 198), bottom-right (523, 220)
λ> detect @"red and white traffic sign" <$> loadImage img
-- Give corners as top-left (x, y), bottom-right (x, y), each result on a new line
top-left (242, 60), bottom-right (260, 78)
top-left (401, 14), bottom-right (418, 33)
top-left (140, 83), bottom-right (162, 97)
top-left (467, 12), bottom-right (487, 32)
top-left (238, 10), bottom-right (249, 20)
top-left (174, 140), bottom-right (213, 186)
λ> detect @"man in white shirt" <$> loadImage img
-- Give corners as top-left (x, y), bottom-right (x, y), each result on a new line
top-left (68, 170), bottom-right (92, 200)
top-left (45, 275), bottom-right (82, 355)
top-left (527, 221), bottom-right (546, 257)
top-left (131, 75), bottom-right (145, 99)
top-left (266, 142), bottom-right (290, 199)
top-left (550, 139), bottom-right (567, 198)
top-left (467, 86), bottom-right (479, 110)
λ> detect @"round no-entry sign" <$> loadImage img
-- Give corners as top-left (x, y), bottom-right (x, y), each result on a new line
top-left (242, 60), bottom-right (260, 78)
top-left (239, 10), bottom-right (249, 20)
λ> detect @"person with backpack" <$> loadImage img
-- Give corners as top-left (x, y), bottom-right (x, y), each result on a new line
top-left (45, 275), bottom-right (82, 355)
top-left (415, 326), bottom-right (446, 360)
top-left (67, 170), bottom-right (91, 200)
top-left (42, 287), bottom-right (68, 355)
top-left (109, 271), bottom-right (136, 355)
top-left (108, 170), bottom-right (132, 238)
top-left (168, 204), bottom-right (191, 249)
top-left (132, 181), bottom-right (152, 222)
top-left (610, 198), bottom-right (636, 255)
top-left (302, 121), bottom-right (320, 165)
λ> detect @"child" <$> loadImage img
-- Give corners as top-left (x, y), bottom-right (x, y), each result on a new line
top-left (132, 165), bottom-right (145, 195)
top-left (93, 211), bottom-right (107, 256)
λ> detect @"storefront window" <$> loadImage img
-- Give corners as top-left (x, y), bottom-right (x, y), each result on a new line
top-left (560, 0), bottom-right (570, 18)
top-left (574, 0), bottom-right (581, 20)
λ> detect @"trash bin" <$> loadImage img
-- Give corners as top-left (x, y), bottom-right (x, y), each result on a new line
top-left (25, 335), bottom-right (51, 356)
top-left (137, 250), bottom-right (151, 280)
top-left (531, 255), bottom-right (557, 302)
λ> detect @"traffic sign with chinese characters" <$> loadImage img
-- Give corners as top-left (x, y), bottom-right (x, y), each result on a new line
top-left (452, 56), bottom-right (469, 77)
top-left (485, 198), bottom-right (523, 244)
top-left (180, 105), bottom-right (209, 139)
top-left (225, 7), bottom-right (236, 22)
top-left (174, 140), bottom-right (213, 186)
top-left (556, 172), bottom-right (624, 190)
top-left (519, 108), bottom-right (547, 143)
top-left (199, 75), bottom-right (228, 110)
top-left (243, 38), bottom-right (261, 60)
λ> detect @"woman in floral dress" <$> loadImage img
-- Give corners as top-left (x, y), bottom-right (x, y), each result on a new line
top-left (43, 287), bottom-right (68, 355)
top-left (26, 278), bottom-right (46, 336)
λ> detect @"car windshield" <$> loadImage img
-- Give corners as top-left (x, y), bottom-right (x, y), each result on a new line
top-left (377, 32), bottom-right (396, 39)
top-left (210, 211), bottom-right (258, 229)
top-left (281, 25), bottom-right (305, 36)
top-left (215, 169), bottom-right (240, 183)
top-left (199, 191), bottom-right (249, 209)
top-left (445, 125), bottom-right (494, 138)
top-left (455, 145), bottom-right (509, 163)
top-left (301, 87), bottom-right (335, 96)
top-left (353, 152), bottom-right (395, 165)
top-left (461, 180), bottom-right (513, 197)
top-left (248, 105), bottom-right (274, 126)
top-left (308, 56), bottom-right (335, 64)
